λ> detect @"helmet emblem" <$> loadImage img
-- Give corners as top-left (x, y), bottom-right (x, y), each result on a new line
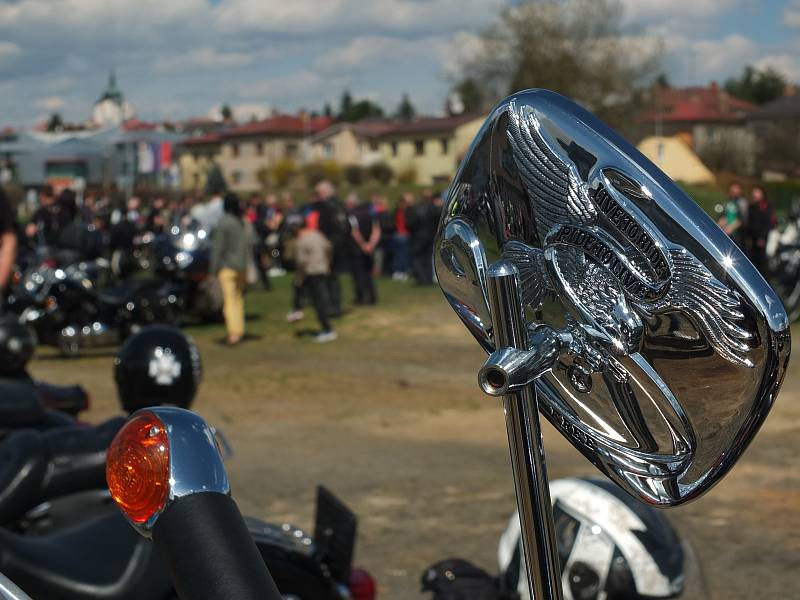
top-left (148, 347), bottom-right (181, 385)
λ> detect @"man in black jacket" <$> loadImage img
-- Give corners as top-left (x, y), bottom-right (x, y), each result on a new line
top-left (312, 180), bottom-right (349, 316)
top-left (408, 189), bottom-right (442, 285)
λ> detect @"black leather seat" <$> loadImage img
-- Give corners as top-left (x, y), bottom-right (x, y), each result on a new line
top-left (0, 510), bottom-right (172, 600)
top-left (0, 418), bottom-right (124, 527)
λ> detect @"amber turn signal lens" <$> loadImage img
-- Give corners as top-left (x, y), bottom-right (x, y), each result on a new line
top-left (106, 412), bottom-right (170, 524)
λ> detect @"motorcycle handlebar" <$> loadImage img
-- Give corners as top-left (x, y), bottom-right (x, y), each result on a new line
top-left (152, 491), bottom-right (282, 600)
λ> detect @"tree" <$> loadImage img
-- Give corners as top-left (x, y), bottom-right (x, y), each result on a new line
top-left (205, 164), bottom-right (227, 195)
top-left (451, 0), bottom-right (659, 131)
top-left (368, 162), bottom-right (394, 184)
top-left (220, 104), bottom-right (233, 121)
top-left (339, 90), bottom-right (354, 119)
top-left (339, 98), bottom-right (384, 122)
top-left (270, 159), bottom-right (298, 188)
top-left (395, 93), bottom-right (416, 120)
top-left (654, 72), bottom-right (671, 88)
top-left (449, 78), bottom-right (485, 114)
top-left (344, 165), bottom-right (366, 186)
top-left (724, 65), bottom-right (786, 106)
top-left (46, 112), bottom-right (64, 132)
top-left (323, 103), bottom-right (333, 117)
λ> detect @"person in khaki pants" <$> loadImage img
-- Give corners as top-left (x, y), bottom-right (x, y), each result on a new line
top-left (211, 193), bottom-right (249, 346)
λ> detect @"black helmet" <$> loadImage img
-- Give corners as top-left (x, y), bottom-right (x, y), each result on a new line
top-left (114, 325), bottom-right (201, 413)
top-left (499, 477), bottom-right (707, 600)
top-left (0, 316), bottom-right (36, 376)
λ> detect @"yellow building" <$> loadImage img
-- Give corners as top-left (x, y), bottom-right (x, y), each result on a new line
top-left (637, 135), bottom-right (715, 185)
top-left (178, 113), bottom-right (488, 190)
top-left (309, 122), bottom-right (389, 166)
top-left (377, 114), bottom-right (485, 185)
top-left (217, 115), bottom-right (333, 191)
top-left (178, 133), bottom-right (222, 191)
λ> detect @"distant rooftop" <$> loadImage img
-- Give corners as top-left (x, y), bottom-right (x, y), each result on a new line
top-left (636, 82), bottom-right (756, 125)
top-left (223, 114), bottom-right (334, 138)
top-left (747, 90), bottom-right (800, 120)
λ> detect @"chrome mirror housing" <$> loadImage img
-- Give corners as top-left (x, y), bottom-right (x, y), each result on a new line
top-left (436, 89), bottom-right (791, 506)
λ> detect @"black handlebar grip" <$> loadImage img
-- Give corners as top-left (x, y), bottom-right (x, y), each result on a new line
top-left (152, 491), bottom-right (282, 600)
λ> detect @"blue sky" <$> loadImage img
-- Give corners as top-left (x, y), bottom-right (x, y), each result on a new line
top-left (0, 0), bottom-right (797, 127)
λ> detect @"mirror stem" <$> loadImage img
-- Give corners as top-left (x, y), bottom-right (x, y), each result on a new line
top-left (485, 260), bottom-right (563, 600)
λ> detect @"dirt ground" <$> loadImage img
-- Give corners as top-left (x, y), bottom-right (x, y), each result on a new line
top-left (29, 278), bottom-right (800, 599)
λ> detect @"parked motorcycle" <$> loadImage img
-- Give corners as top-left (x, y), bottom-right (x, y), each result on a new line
top-left (146, 220), bottom-right (222, 322)
top-left (7, 257), bottom-right (181, 357)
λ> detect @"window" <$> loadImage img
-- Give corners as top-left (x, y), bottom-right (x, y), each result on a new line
top-left (231, 143), bottom-right (240, 158)
top-left (415, 140), bottom-right (425, 156)
top-left (391, 141), bottom-right (398, 157)
top-left (232, 170), bottom-right (242, 185)
top-left (323, 143), bottom-right (334, 159)
top-left (286, 143), bottom-right (299, 159)
top-left (440, 138), bottom-right (449, 154)
top-left (369, 141), bottom-right (379, 152)
top-left (255, 142), bottom-right (264, 156)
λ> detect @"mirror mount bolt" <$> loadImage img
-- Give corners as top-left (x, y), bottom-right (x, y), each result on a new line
top-left (479, 326), bottom-right (562, 397)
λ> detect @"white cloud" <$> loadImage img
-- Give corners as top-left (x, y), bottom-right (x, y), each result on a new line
top-left (156, 48), bottom-right (256, 72)
top-left (755, 54), bottom-right (800, 81)
top-left (314, 35), bottom-right (448, 73)
top-left (46, 76), bottom-right (77, 91)
top-left (237, 71), bottom-right (347, 102)
top-left (214, 0), bottom-right (505, 34)
top-left (0, 41), bottom-right (21, 62)
top-left (689, 34), bottom-right (759, 80)
top-left (620, 0), bottom-right (745, 27)
top-left (34, 96), bottom-right (65, 111)
top-left (785, 1), bottom-right (800, 28)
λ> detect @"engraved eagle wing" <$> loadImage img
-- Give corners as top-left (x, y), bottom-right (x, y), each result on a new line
top-left (635, 247), bottom-right (753, 367)
top-left (506, 102), bottom-right (596, 244)
top-left (502, 240), bottom-right (554, 309)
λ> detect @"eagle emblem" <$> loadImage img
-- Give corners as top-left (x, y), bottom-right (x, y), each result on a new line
top-left (503, 102), bottom-right (753, 368)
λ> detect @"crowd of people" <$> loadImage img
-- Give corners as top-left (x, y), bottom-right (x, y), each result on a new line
top-left (0, 178), bottom-right (783, 348)
top-left (716, 182), bottom-right (777, 273)
top-left (0, 181), bottom-right (445, 346)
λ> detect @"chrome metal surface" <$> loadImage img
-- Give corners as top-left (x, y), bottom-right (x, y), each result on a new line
top-left (486, 261), bottom-right (562, 600)
top-left (435, 89), bottom-right (791, 506)
top-left (132, 407), bottom-right (230, 537)
top-left (0, 572), bottom-right (33, 600)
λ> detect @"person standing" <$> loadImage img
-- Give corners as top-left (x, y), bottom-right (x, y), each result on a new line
top-left (408, 189), bottom-right (441, 285)
top-left (294, 213), bottom-right (337, 343)
top-left (312, 180), bottom-right (348, 317)
top-left (347, 193), bottom-right (381, 305)
top-left (392, 192), bottom-right (414, 280)
top-left (26, 184), bottom-right (58, 246)
top-left (210, 193), bottom-right (249, 346)
top-left (744, 185), bottom-right (775, 275)
top-left (0, 186), bottom-right (17, 302)
top-left (719, 183), bottom-right (746, 248)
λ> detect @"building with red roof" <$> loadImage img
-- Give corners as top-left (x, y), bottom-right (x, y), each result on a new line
top-left (635, 82), bottom-right (757, 174)
top-left (177, 111), bottom-right (487, 191)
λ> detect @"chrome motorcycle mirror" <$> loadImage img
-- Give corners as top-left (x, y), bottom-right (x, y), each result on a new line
top-left (435, 89), bottom-right (791, 599)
